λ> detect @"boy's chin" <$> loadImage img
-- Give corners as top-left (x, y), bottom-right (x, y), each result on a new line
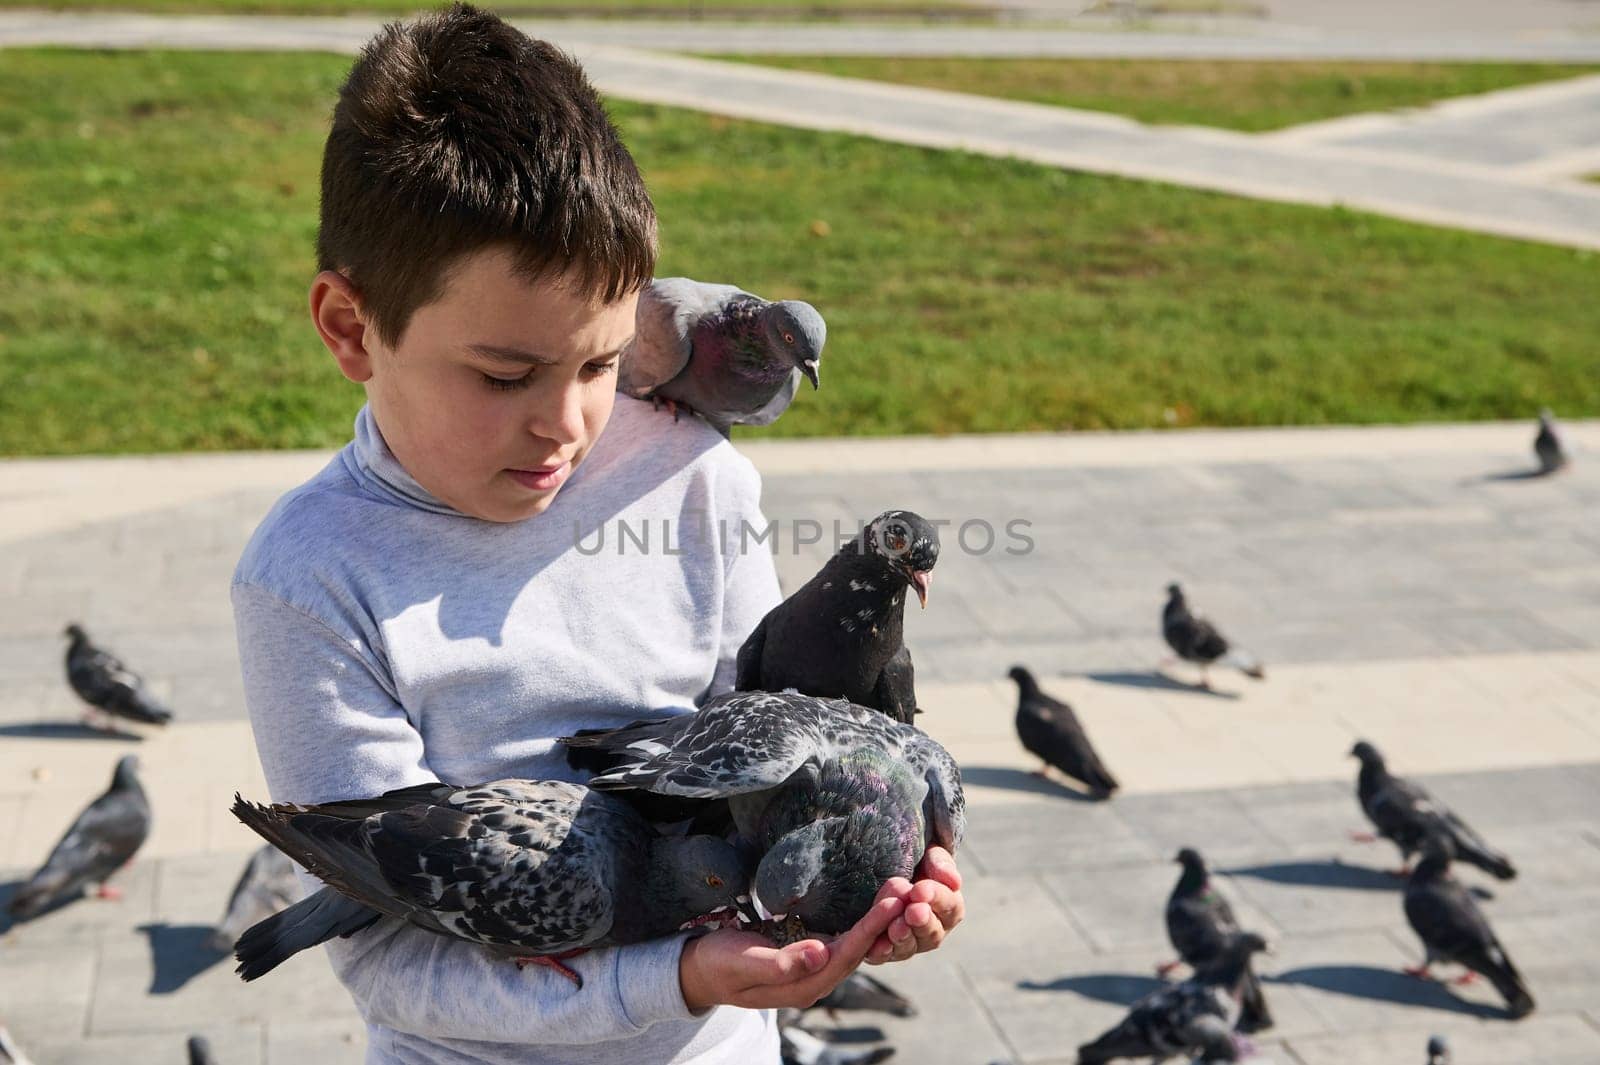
top-left (472, 483), bottom-right (566, 523)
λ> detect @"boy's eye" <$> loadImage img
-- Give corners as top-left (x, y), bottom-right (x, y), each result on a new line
top-left (583, 359), bottom-right (619, 379)
top-left (481, 371), bottom-right (532, 392)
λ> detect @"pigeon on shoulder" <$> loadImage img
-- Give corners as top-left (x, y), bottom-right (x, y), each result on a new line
top-left (737, 511), bottom-right (939, 724)
top-left (619, 277), bottom-right (825, 436)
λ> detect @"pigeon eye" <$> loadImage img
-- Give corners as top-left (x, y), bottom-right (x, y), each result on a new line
top-left (888, 534), bottom-right (906, 551)
top-left (783, 332), bottom-right (795, 345)
top-left (705, 874), bottom-right (724, 889)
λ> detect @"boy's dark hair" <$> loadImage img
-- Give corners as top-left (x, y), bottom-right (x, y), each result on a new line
top-left (318, 3), bottom-right (657, 347)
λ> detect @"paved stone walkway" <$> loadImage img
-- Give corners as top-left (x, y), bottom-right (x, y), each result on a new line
top-left (3, 420), bottom-right (1600, 1062)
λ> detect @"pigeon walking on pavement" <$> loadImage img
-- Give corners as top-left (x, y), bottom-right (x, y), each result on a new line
top-left (737, 511), bottom-right (940, 724)
top-left (1349, 741), bottom-right (1516, 880)
top-left (1161, 585), bottom-right (1263, 688)
top-left (562, 690), bottom-right (965, 939)
top-left (1426, 1035), bottom-right (1451, 1065)
top-left (1077, 932), bottom-right (1270, 1064)
top-left (1534, 409), bottom-right (1568, 474)
top-left (781, 1023), bottom-right (895, 1065)
top-left (1160, 848), bottom-right (1272, 1032)
top-left (1402, 836), bottom-right (1534, 1018)
top-left (809, 970), bottom-right (916, 1019)
top-left (230, 779), bottom-right (747, 986)
top-left (1007, 666), bottom-right (1118, 798)
top-left (618, 277), bottom-right (825, 436)
top-left (209, 844), bottom-right (301, 952)
top-left (62, 624), bottom-right (173, 729)
top-left (6, 755), bottom-right (150, 920)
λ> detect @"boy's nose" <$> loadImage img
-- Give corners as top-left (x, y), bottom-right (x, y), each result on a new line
top-left (528, 381), bottom-right (586, 447)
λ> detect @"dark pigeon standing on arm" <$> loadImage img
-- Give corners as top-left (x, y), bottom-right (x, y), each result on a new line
top-left (1534, 409), bottom-right (1568, 474)
top-left (1162, 585), bottom-right (1263, 689)
top-left (62, 624), bottom-right (173, 729)
top-left (1161, 848), bottom-right (1272, 1032)
top-left (736, 511), bottom-right (939, 725)
top-left (208, 844), bottom-right (301, 952)
top-left (1007, 666), bottom-right (1118, 799)
top-left (230, 779), bottom-right (748, 986)
top-left (562, 690), bottom-right (965, 941)
top-left (1403, 836), bottom-right (1535, 1018)
top-left (618, 276), bottom-right (825, 436)
top-left (1349, 740), bottom-right (1515, 880)
top-left (1077, 932), bottom-right (1269, 1064)
top-left (7, 755), bottom-right (150, 920)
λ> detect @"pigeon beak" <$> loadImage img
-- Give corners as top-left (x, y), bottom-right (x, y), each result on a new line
top-left (752, 893), bottom-right (776, 923)
top-left (800, 359), bottom-right (820, 390)
top-left (909, 570), bottom-right (932, 609)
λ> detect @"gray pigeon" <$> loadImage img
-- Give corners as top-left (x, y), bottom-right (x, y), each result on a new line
top-left (1078, 932), bottom-right (1268, 1064)
top-left (1008, 666), bottom-right (1118, 798)
top-left (781, 1023), bottom-right (895, 1065)
top-left (1162, 585), bottom-right (1263, 687)
top-left (63, 624), bottom-right (173, 728)
top-left (1403, 835), bottom-right (1534, 1018)
top-left (1350, 741), bottom-right (1515, 880)
top-left (0, 1026), bottom-right (36, 1065)
top-left (618, 276), bottom-right (825, 436)
top-left (1534, 409), bottom-right (1568, 473)
top-left (186, 1035), bottom-right (218, 1065)
top-left (1162, 849), bottom-right (1271, 1032)
top-left (737, 511), bottom-right (940, 724)
top-left (230, 779), bottom-right (747, 986)
top-left (7, 754), bottom-right (150, 920)
top-left (561, 690), bottom-right (965, 939)
top-left (810, 971), bottom-right (916, 1019)
top-left (1426, 1034), bottom-right (1450, 1065)
top-left (209, 844), bottom-right (300, 952)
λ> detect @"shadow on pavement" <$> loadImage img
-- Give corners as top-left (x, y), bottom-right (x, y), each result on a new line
top-left (1222, 859), bottom-right (1401, 892)
top-left (1269, 965), bottom-right (1506, 1018)
top-left (1084, 671), bottom-right (1242, 701)
top-left (1017, 972), bottom-right (1165, 1005)
top-left (0, 720), bottom-right (143, 741)
top-left (0, 877), bottom-right (91, 931)
top-left (958, 766), bottom-right (1106, 802)
top-left (138, 922), bottom-right (230, 994)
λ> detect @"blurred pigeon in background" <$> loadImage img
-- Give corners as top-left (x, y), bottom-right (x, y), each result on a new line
top-left (619, 277), bottom-right (825, 436)
top-left (231, 779), bottom-right (747, 985)
top-left (1008, 666), bottom-right (1118, 799)
top-left (564, 690), bottom-right (964, 938)
top-left (1426, 1034), bottom-right (1451, 1065)
top-left (1403, 836), bottom-right (1534, 1018)
top-left (1534, 409), bottom-right (1568, 474)
top-left (209, 844), bottom-right (300, 952)
top-left (1162, 585), bottom-right (1263, 688)
top-left (186, 1035), bottom-right (218, 1065)
top-left (780, 1023), bottom-right (895, 1065)
top-left (810, 971), bottom-right (916, 1020)
top-left (1162, 848), bottom-right (1271, 1032)
top-left (1350, 741), bottom-right (1516, 880)
top-left (7, 755), bottom-right (150, 920)
top-left (737, 511), bottom-right (940, 724)
top-left (63, 623), bottom-right (173, 729)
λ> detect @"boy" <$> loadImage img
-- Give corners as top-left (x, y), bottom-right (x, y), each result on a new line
top-left (232, 6), bottom-right (963, 1064)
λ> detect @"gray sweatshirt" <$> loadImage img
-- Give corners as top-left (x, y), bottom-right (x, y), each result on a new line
top-left (231, 398), bottom-right (784, 1065)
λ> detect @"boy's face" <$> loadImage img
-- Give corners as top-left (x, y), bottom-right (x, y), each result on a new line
top-left (327, 246), bottom-right (636, 523)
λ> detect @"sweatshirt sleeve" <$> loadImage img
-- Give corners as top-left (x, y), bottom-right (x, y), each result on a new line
top-left (706, 454), bottom-right (783, 700)
top-left (230, 580), bottom-right (697, 1045)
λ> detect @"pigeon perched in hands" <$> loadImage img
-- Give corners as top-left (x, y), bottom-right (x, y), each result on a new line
top-left (810, 970), bottom-right (916, 1019)
top-left (1426, 1035), bottom-right (1450, 1065)
top-left (781, 1023), bottom-right (895, 1065)
top-left (1162, 585), bottom-right (1263, 688)
top-left (1007, 666), bottom-right (1118, 799)
top-left (1534, 409), bottom-right (1568, 473)
top-left (7, 755), bottom-right (150, 920)
top-left (230, 779), bottom-right (747, 986)
top-left (1403, 836), bottom-right (1534, 1018)
top-left (737, 511), bottom-right (940, 724)
top-left (1349, 741), bottom-right (1515, 880)
top-left (619, 277), bottom-right (825, 436)
top-left (62, 624), bottom-right (173, 728)
top-left (561, 690), bottom-right (964, 939)
top-left (186, 1036), bottom-right (218, 1065)
top-left (1161, 848), bottom-right (1272, 1032)
top-left (209, 844), bottom-right (300, 953)
top-left (1078, 932), bottom-right (1269, 1064)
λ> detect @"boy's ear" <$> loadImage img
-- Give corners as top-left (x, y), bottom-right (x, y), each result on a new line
top-left (309, 270), bottom-right (375, 383)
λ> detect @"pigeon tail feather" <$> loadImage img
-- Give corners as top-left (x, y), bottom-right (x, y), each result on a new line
top-left (1223, 650), bottom-right (1265, 679)
top-left (233, 886), bottom-right (379, 981)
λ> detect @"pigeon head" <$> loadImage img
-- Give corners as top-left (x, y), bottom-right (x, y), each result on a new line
top-left (753, 811), bottom-right (913, 935)
top-left (1175, 846), bottom-right (1206, 871)
top-left (760, 300), bottom-right (826, 389)
top-left (1006, 665), bottom-right (1036, 691)
top-left (655, 834), bottom-right (750, 920)
top-left (1165, 582), bottom-right (1184, 602)
top-left (111, 754), bottom-right (141, 789)
top-left (63, 623), bottom-right (87, 642)
top-left (1427, 1034), bottom-right (1450, 1064)
top-left (1348, 740), bottom-right (1385, 768)
top-left (857, 510), bottom-right (941, 608)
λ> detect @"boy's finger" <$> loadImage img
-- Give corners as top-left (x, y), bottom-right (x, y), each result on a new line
top-left (820, 894), bottom-right (904, 972)
top-left (920, 846), bottom-right (962, 892)
top-left (757, 940), bottom-right (828, 985)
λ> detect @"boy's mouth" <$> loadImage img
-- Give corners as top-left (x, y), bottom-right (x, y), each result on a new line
top-left (506, 461), bottom-right (570, 491)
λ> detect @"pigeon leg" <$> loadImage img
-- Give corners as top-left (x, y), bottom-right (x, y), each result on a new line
top-left (94, 883), bottom-right (124, 901)
top-left (514, 949), bottom-right (588, 988)
top-left (1404, 964), bottom-right (1433, 980)
top-left (1155, 959), bottom-right (1183, 978)
top-left (1453, 971), bottom-right (1480, 986)
top-left (1030, 764), bottom-right (1051, 779)
top-left (1347, 830), bottom-right (1379, 844)
top-left (1198, 666), bottom-right (1212, 690)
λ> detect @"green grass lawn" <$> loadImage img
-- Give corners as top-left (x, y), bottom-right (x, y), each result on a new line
top-left (717, 57), bottom-right (1600, 131)
top-left (3, 0), bottom-right (993, 14)
top-left (2, 49), bottom-right (1597, 456)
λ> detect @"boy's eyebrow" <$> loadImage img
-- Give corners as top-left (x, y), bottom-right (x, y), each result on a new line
top-left (467, 341), bottom-right (632, 365)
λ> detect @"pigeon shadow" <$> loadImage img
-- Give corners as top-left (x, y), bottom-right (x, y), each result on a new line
top-left (137, 923), bottom-right (229, 994)
top-left (1084, 671), bottom-right (1241, 701)
top-left (1268, 965), bottom-right (1505, 1018)
top-left (1221, 860), bottom-right (1401, 893)
top-left (1017, 972), bottom-right (1165, 1004)
top-left (1473, 468), bottom-right (1556, 483)
top-left (958, 766), bottom-right (1106, 803)
top-left (808, 1025), bottom-right (888, 1044)
top-left (0, 721), bottom-right (144, 742)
